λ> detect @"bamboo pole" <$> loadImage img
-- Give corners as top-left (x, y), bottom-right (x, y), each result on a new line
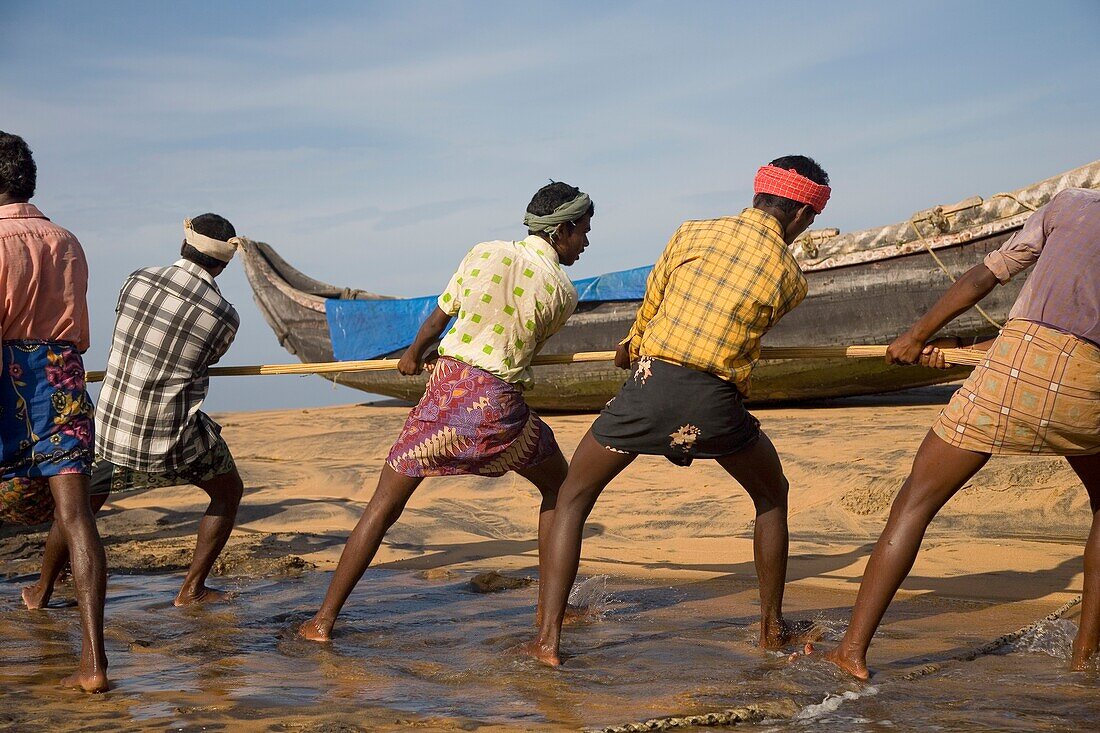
top-left (83, 345), bottom-right (984, 384)
top-left (759, 345), bottom-right (985, 365)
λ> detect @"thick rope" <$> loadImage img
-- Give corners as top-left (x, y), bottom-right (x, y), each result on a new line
top-left (907, 216), bottom-right (1003, 330)
top-left (585, 701), bottom-right (790, 733)
top-left (83, 345), bottom-right (984, 384)
top-left (590, 594), bottom-right (1082, 731)
top-left (987, 191), bottom-right (1038, 212)
top-left (897, 594), bottom-right (1081, 681)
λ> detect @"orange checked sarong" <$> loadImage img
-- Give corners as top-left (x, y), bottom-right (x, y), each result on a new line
top-left (933, 320), bottom-right (1100, 456)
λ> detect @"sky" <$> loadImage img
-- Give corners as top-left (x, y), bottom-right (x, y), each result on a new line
top-left (1, 0), bottom-right (1098, 413)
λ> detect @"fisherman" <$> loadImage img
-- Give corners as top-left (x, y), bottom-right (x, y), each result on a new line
top-left (298, 181), bottom-right (593, 641)
top-left (820, 187), bottom-right (1100, 678)
top-left (523, 156), bottom-right (830, 666)
top-left (94, 214), bottom-right (246, 606)
top-left (0, 131), bottom-right (109, 692)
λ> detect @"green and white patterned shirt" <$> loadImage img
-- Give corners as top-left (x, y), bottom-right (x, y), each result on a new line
top-left (436, 235), bottom-right (578, 387)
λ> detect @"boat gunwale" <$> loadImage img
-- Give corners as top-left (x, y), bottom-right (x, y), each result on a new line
top-left (799, 210), bottom-right (1031, 273)
top-left (241, 212), bottom-right (1032, 306)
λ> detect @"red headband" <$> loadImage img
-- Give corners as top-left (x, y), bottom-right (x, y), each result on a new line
top-left (753, 165), bottom-right (831, 214)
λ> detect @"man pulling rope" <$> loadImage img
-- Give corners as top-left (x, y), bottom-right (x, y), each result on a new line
top-left (523, 155), bottom-right (833, 666)
top-left (90, 214), bottom-right (247, 607)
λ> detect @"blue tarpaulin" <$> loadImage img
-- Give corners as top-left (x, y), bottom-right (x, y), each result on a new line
top-left (327, 264), bottom-right (652, 361)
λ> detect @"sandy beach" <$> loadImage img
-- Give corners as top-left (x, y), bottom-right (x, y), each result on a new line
top-left (77, 389), bottom-right (1093, 605)
top-left (1, 388), bottom-right (1096, 731)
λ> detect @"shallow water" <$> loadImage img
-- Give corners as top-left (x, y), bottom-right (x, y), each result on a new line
top-left (0, 569), bottom-right (1096, 731)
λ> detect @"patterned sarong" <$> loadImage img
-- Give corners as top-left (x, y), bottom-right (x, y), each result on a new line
top-left (106, 436), bottom-right (237, 493)
top-left (0, 340), bottom-right (95, 525)
top-left (387, 357), bottom-right (557, 477)
top-left (0, 476), bottom-right (56, 525)
top-left (933, 320), bottom-right (1100, 455)
top-left (0, 461), bottom-right (113, 526)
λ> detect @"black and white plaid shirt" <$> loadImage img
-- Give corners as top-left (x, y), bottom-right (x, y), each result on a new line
top-left (95, 259), bottom-right (239, 472)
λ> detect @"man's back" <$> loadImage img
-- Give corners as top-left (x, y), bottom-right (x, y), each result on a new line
top-left (436, 236), bottom-right (578, 387)
top-left (0, 203), bottom-right (89, 350)
top-left (986, 188), bottom-right (1100, 346)
top-left (629, 207), bottom-right (808, 395)
top-left (95, 260), bottom-right (239, 472)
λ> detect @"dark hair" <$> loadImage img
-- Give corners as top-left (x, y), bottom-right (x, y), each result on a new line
top-left (180, 212), bottom-right (236, 268)
top-left (526, 181), bottom-right (594, 233)
top-left (0, 132), bottom-right (37, 200)
top-left (754, 155), bottom-right (829, 215)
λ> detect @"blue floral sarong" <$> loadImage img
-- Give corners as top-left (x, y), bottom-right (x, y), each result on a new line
top-left (1, 339), bottom-right (94, 478)
top-left (0, 341), bottom-right (95, 525)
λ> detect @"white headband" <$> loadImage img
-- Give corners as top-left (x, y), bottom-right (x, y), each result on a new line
top-left (184, 219), bottom-right (243, 263)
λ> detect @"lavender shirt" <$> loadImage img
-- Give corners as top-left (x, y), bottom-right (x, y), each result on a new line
top-left (983, 188), bottom-right (1100, 347)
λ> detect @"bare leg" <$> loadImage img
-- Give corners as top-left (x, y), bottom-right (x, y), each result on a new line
top-left (48, 474), bottom-right (109, 693)
top-left (825, 431), bottom-right (988, 679)
top-left (715, 433), bottom-right (808, 649)
top-left (298, 465), bottom-right (423, 641)
top-left (174, 468), bottom-right (244, 606)
top-left (1068, 453), bottom-right (1100, 670)
top-left (516, 449), bottom-right (571, 626)
top-left (522, 430), bottom-right (635, 665)
top-left (24, 491), bottom-right (109, 610)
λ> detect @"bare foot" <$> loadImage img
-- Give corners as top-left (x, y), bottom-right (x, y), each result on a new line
top-left (517, 639), bottom-right (561, 667)
top-left (173, 586), bottom-right (228, 607)
top-left (21, 582), bottom-right (51, 610)
top-left (760, 618), bottom-right (823, 650)
top-left (823, 647), bottom-right (871, 681)
top-left (60, 669), bottom-right (110, 693)
top-left (1070, 646), bottom-right (1096, 671)
top-left (297, 616), bottom-right (333, 643)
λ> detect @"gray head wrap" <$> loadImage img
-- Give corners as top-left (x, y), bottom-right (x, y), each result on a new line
top-left (523, 192), bottom-right (592, 238)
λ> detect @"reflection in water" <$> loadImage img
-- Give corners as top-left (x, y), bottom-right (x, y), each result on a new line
top-left (0, 570), bottom-right (1096, 731)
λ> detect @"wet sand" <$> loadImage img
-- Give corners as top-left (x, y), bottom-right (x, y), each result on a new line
top-left (1, 389), bottom-right (1097, 730)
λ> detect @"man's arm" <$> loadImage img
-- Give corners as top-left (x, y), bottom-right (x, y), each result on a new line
top-left (774, 267), bottom-right (809, 324)
top-left (400, 249), bottom-right (471, 375)
top-left (622, 228), bottom-right (681, 366)
top-left (398, 307), bottom-right (452, 375)
top-left (917, 335), bottom-right (998, 369)
top-left (886, 263), bottom-right (999, 364)
top-left (200, 306), bottom-right (240, 368)
top-left (889, 197), bottom-right (1054, 366)
top-left (207, 322), bottom-right (236, 366)
top-left (532, 288), bottom-right (578, 359)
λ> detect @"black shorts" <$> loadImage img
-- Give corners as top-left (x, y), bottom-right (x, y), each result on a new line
top-left (591, 357), bottom-right (761, 466)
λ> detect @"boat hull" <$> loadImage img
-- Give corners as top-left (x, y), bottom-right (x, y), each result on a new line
top-left (240, 231), bottom-right (1021, 410)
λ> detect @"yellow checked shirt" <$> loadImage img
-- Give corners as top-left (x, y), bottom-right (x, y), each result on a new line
top-left (626, 207), bottom-right (808, 396)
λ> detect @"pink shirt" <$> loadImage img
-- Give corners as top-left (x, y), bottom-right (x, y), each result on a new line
top-left (0, 203), bottom-right (90, 352)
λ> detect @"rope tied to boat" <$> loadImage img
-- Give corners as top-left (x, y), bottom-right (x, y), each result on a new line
top-left (987, 191), bottom-right (1038, 213)
top-left (904, 188), bottom-right (1043, 332)
top-left (907, 216), bottom-right (1004, 330)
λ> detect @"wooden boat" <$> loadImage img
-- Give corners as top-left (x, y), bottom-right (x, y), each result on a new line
top-left (239, 161), bottom-right (1100, 410)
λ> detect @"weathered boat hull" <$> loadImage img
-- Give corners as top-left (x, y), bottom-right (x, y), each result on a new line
top-left (240, 233), bottom-right (1015, 410)
top-left (241, 160), bottom-right (1100, 410)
